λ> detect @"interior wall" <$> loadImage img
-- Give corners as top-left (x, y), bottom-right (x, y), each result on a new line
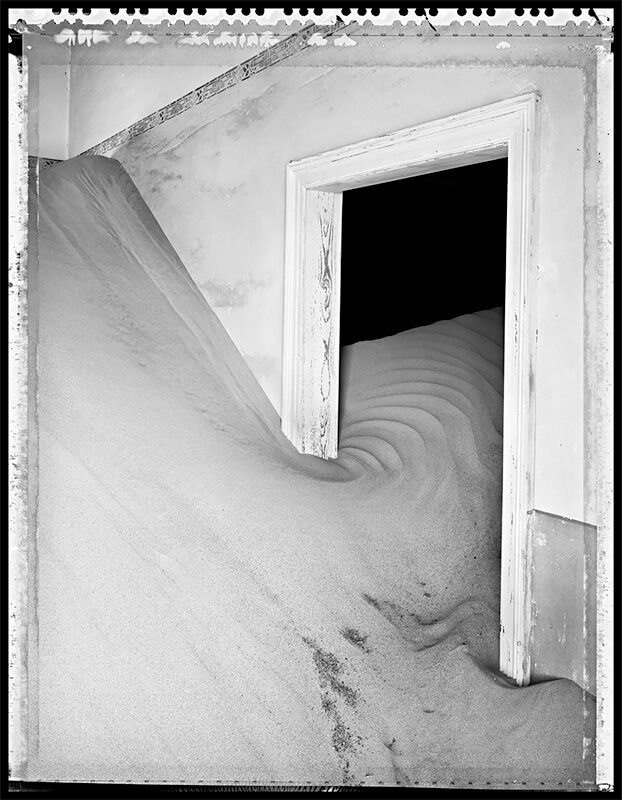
top-left (339, 160), bottom-right (508, 345)
top-left (25, 35), bottom-right (70, 159)
top-left (531, 511), bottom-right (597, 695)
top-left (107, 36), bottom-right (597, 529)
top-left (68, 65), bottom-right (234, 156)
top-left (25, 31), bottom-right (258, 158)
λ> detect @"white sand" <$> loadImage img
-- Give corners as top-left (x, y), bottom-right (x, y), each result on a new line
top-left (29, 156), bottom-right (595, 786)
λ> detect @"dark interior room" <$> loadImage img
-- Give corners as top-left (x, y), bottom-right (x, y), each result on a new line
top-left (339, 158), bottom-right (508, 346)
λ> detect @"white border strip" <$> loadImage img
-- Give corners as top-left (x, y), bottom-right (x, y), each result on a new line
top-left (595, 43), bottom-right (614, 790)
top-left (8, 50), bottom-right (30, 781)
top-left (8, 8), bottom-right (613, 28)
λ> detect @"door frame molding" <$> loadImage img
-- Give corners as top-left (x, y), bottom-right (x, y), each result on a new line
top-left (281, 93), bottom-right (541, 686)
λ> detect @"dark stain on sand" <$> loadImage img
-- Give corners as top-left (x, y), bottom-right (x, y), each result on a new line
top-left (362, 593), bottom-right (443, 650)
top-left (302, 636), bottom-right (358, 707)
top-left (302, 636), bottom-right (361, 782)
top-left (341, 627), bottom-right (371, 653)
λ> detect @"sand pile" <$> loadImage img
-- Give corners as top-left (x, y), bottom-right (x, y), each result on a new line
top-left (28, 156), bottom-right (595, 787)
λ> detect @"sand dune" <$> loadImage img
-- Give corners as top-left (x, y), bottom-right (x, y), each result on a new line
top-left (29, 156), bottom-right (595, 786)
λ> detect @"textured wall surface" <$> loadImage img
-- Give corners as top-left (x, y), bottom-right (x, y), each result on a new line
top-left (531, 510), bottom-right (597, 695)
top-left (105, 36), bottom-right (596, 525)
top-left (69, 66), bottom-right (235, 156)
top-left (26, 35), bottom-right (70, 159)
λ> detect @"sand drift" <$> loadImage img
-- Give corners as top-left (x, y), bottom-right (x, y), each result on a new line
top-left (30, 156), bottom-right (594, 786)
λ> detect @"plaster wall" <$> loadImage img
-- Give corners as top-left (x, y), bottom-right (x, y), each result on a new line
top-left (26, 35), bottom-right (70, 159)
top-left (26, 32), bottom-right (256, 158)
top-left (531, 511), bottom-right (597, 695)
top-left (68, 65), bottom-right (234, 156)
top-left (108, 36), bottom-right (597, 528)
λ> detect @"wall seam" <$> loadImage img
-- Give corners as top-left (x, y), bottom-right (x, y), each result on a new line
top-left (65, 45), bottom-right (71, 160)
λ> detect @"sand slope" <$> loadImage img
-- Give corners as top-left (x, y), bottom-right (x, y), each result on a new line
top-left (30, 156), bottom-right (595, 786)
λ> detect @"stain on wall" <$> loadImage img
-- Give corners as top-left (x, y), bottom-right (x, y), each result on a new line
top-left (200, 277), bottom-right (266, 310)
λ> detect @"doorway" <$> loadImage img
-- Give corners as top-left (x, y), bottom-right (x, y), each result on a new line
top-left (280, 94), bottom-right (540, 686)
top-left (339, 160), bottom-right (508, 346)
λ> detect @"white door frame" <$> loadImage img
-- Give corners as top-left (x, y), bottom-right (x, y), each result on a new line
top-left (281, 93), bottom-right (541, 686)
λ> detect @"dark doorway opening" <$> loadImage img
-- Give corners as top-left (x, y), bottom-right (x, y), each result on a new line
top-left (339, 158), bottom-right (508, 346)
